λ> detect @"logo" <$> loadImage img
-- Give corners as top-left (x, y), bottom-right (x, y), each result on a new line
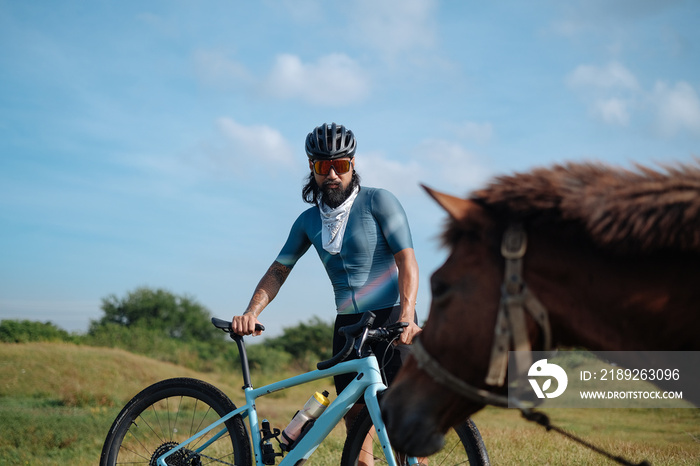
top-left (528, 359), bottom-right (568, 398)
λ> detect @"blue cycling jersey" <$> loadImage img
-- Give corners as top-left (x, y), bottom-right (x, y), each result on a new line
top-left (276, 187), bottom-right (413, 314)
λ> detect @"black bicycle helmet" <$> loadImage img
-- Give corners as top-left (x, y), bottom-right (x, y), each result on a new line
top-left (305, 123), bottom-right (357, 159)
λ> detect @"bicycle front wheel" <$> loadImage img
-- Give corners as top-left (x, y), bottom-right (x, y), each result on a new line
top-left (100, 377), bottom-right (252, 466)
top-left (341, 406), bottom-right (489, 466)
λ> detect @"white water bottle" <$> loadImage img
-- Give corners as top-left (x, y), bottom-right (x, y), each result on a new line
top-left (280, 390), bottom-right (330, 448)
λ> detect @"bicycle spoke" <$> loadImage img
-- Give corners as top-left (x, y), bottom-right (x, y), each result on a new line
top-left (120, 417), bottom-right (161, 463)
top-left (102, 379), bottom-right (250, 466)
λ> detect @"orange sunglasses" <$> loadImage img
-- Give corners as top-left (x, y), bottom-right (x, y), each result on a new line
top-left (312, 159), bottom-right (352, 176)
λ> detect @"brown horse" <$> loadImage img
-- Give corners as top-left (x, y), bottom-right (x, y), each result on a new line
top-left (382, 161), bottom-right (700, 457)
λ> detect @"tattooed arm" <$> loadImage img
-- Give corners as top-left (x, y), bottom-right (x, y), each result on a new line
top-left (232, 261), bottom-right (291, 335)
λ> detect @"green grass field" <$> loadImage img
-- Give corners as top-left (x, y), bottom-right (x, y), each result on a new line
top-left (1, 342), bottom-right (698, 465)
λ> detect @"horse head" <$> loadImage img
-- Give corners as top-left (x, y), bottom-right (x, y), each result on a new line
top-left (383, 163), bottom-right (700, 457)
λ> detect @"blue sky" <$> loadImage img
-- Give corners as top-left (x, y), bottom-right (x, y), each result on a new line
top-left (1, 0), bottom-right (698, 337)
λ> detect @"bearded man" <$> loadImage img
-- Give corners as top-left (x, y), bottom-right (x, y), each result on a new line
top-left (232, 122), bottom-right (421, 441)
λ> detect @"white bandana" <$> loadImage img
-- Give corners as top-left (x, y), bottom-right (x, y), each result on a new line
top-left (319, 186), bottom-right (360, 255)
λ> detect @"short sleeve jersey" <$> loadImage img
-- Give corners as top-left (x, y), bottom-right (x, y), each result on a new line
top-left (276, 187), bottom-right (413, 315)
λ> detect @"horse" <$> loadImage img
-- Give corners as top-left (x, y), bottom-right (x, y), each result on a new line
top-left (381, 161), bottom-right (700, 457)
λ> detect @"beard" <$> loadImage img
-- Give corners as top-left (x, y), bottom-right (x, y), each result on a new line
top-left (302, 170), bottom-right (362, 206)
top-left (321, 173), bottom-right (359, 208)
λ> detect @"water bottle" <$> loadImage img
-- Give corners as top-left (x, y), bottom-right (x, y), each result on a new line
top-left (280, 390), bottom-right (330, 448)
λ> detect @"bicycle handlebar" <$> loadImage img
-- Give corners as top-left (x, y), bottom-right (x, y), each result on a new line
top-left (211, 317), bottom-right (265, 336)
top-left (317, 312), bottom-right (374, 370)
top-left (212, 315), bottom-right (406, 372)
top-left (316, 312), bottom-right (408, 370)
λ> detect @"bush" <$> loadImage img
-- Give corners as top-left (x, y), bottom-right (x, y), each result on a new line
top-left (0, 320), bottom-right (74, 343)
top-left (264, 317), bottom-right (333, 363)
top-left (83, 323), bottom-right (232, 372)
top-left (246, 344), bottom-right (293, 374)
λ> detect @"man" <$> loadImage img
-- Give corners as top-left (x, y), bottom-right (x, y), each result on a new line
top-left (232, 122), bottom-right (420, 428)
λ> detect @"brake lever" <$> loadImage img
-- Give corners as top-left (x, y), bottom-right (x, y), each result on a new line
top-left (354, 326), bottom-right (371, 358)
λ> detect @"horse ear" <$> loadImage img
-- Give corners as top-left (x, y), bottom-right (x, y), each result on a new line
top-left (421, 184), bottom-right (479, 222)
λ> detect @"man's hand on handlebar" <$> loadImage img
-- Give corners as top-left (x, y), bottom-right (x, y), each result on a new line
top-left (396, 320), bottom-right (422, 345)
top-left (232, 313), bottom-right (263, 336)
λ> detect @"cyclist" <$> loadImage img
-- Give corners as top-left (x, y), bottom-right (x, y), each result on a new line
top-left (232, 122), bottom-right (421, 437)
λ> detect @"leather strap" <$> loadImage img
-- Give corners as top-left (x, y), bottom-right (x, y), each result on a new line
top-left (485, 224), bottom-right (552, 386)
top-left (412, 337), bottom-right (511, 408)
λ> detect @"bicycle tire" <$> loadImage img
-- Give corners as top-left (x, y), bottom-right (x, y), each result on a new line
top-left (100, 377), bottom-right (252, 466)
top-left (341, 406), bottom-right (490, 466)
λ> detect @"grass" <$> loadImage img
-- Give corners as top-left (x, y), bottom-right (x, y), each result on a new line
top-left (0, 342), bottom-right (343, 465)
top-left (0, 398), bottom-right (113, 465)
top-left (1, 342), bottom-right (698, 465)
top-left (471, 406), bottom-right (700, 465)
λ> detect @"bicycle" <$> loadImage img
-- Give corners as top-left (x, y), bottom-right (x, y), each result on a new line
top-left (100, 311), bottom-right (490, 465)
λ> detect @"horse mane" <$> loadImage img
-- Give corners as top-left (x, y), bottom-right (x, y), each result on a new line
top-left (467, 161), bottom-right (700, 253)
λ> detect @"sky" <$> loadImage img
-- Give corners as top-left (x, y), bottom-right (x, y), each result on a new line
top-left (1, 0), bottom-right (699, 338)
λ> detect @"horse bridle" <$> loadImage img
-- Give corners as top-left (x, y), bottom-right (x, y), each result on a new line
top-left (412, 223), bottom-right (552, 408)
top-left (411, 225), bottom-right (651, 466)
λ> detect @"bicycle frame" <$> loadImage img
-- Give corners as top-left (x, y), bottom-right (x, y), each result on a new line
top-left (156, 353), bottom-right (419, 466)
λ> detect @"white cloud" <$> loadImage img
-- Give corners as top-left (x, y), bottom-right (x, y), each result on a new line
top-left (193, 50), bottom-right (369, 106)
top-left (217, 118), bottom-right (294, 164)
top-left (355, 151), bottom-right (424, 196)
top-left (594, 98), bottom-right (630, 126)
top-left (263, 54), bottom-right (370, 106)
top-left (567, 61), bottom-right (639, 127)
top-left (349, 0), bottom-right (438, 60)
top-left (183, 119), bottom-right (297, 181)
top-left (114, 120), bottom-right (296, 191)
top-left (567, 61), bottom-right (639, 90)
top-left (415, 140), bottom-right (491, 193)
top-left (354, 138), bottom-right (491, 198)
top-left (651, 81), bottom-right (700, 137)
top-left (567, 61), bottom-right (700, 136)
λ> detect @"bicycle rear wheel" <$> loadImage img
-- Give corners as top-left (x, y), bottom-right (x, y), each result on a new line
top-left (341, 406), bottom-right (489, 465)
top-left (100, 377), bottom-right (252, 466)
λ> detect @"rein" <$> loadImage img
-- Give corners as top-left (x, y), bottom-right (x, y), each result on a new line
top-left (411, 338), bottom-right (510, 408)
top-left (412, 224), bottom-right (650, 466)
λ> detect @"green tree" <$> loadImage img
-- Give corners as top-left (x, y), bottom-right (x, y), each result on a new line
top-left (264, 317), bottom-right (333, 369)
top-left (89, 287), bottom-right (220, 342)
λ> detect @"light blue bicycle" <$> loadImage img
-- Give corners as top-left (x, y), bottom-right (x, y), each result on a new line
top-left (100, 312), bottom-right (489, 465)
